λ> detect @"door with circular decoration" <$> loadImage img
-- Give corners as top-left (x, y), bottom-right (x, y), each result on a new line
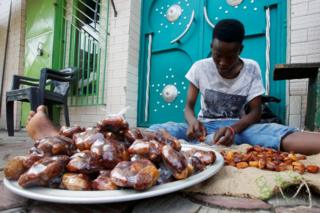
top-left (138, 0), bottom-right (287, 127)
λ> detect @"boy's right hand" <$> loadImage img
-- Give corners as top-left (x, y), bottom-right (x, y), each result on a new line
top-left (187, 120), bottom-right (206, 142)
top-left (214, 126), bottom-right (234, 146)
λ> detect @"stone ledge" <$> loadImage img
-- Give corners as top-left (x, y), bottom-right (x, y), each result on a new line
top-left (275, 206), bottom-right (320, 213)
top-left (0, 207), bottom-right (27, 213)
top-left (133, 194), bottom-right (201, 213)
top-left (190, 194), bottom-right (272, 210)
top-left (0, 181), bottom-right (28, 211)
top-left (29, 203), bottom-right (132, 213)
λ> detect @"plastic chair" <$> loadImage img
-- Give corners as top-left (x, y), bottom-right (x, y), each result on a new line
top-left (244, 95), bottom-right (282, 124)
top-left (6, 67), bottom-right (78, 136)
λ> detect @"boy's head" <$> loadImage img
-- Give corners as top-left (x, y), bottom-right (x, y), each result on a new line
top-left (212, 19), bottom-right (245, 43)
top-left (211, 19), bottom-right (245, 78)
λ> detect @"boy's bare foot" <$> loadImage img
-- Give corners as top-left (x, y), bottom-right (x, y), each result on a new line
top-left (26, 105), bottom-right (59, 141)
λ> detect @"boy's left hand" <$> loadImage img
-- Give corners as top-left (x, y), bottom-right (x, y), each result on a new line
top-left (214, 127), bottom-right (234, 146)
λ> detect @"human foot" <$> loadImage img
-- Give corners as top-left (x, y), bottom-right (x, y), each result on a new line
top-left (26, 105), bottom-right (59, 141)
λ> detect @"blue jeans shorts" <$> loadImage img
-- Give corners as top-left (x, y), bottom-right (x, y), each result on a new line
top-left (148, 120), bottom-right (298, 150)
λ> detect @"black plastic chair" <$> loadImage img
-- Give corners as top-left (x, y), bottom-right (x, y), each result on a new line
top-left (6, 67), bottom-right (78, 136)
top-left (245, 95), bottom-right (282, 124)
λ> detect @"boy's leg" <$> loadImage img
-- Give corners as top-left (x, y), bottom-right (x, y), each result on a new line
top-left (234, 123), bottom-right (298, 151)
top-left (238, 122), bottom-right (320, 155)
top-left (281, 131), bottom-right (320, 155)
top-left (148, 122), bottom-right (189, 141)
top-left (26, 105), bottom-right (59, 141)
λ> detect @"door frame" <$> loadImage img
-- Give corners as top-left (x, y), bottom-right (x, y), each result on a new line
top-left (52, 0), bottom-right (65, 70)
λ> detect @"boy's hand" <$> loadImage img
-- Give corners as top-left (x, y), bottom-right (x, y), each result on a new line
top-left (214, 126), bottom-right (235, 146)
top-left (187, 120), bottom-right (206, 142)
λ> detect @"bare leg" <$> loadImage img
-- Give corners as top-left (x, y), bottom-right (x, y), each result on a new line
top-left (26, 105), bottom-right (59, 141)
top-left (281, 131), bottom-right (320, 155)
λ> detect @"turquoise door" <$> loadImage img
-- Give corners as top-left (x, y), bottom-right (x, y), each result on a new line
top-left (138, 0), bottom-right (287, 127)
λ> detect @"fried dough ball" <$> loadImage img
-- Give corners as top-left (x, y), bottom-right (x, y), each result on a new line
top-left (193, 150), bottom-right (216, 165)
top-left (90, 136), bottom-right (106, 156)
top-left (73, 128), bottom-right (104, 151)
top-left (137, 130), bottom-right (181, 151)
top-left (130, 154), bottom-right (148, 161)
top-left (184, 148), bottom-right (216, 165)
top-left (23, 147), bottom-right (46, 168)
top-left (188, 156), bottom-right (206, 173)
top-left (155, 130), bottom-right (181, 151)
top-left (128, 139), bottom-right (162, 162)
top-left (4, 156), bottom-right (28, 180)
top-left (92, 170), bottom-right (118, 190)
top-left (161, 145), bottom-right (188, 180)
top-left (59, 125), bottom-right (85, 138)
top-left (182, 149), bottom-right (216, 174)
top-left (97, 116), bottom-right (129, 134)
top-left (61, 173), bottom-right (91, 190)
top-left (100, 138), bottom-right (129, 169)
top-left (66, 150), bottom-right (101, 174)
top-left (18, 155), bottom-right (69, 188)
top-left (124, 128), bottom-right (144, 144)
top-left (110, 159), bottom-right (159, 190)
top-left (157, 162), bottom-right (174, 184)
top-left (35, 135), bottom-right (76, 156)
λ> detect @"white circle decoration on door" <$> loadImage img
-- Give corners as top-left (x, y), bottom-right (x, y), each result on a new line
top-left (166, 4), bottom-right (182, 22)
top-left (162, 85), bottom-right (178, 102)
top-left (226, 0), bottom-right (243, 6)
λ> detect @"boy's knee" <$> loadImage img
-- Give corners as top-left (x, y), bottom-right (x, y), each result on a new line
top-left (148, 124), bottom-right (161, 132)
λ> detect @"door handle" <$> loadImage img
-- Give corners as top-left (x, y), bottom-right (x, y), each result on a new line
top-left (203, 6), bottom-right (215, 28)
top-left (170, 10), bottom-right (195, 44)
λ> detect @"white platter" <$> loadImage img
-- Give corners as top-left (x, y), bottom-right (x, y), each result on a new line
top-left (4, 144), bottom-right (224, 204)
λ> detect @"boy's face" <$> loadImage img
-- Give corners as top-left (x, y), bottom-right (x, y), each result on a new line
top-left (211, 38), bottom-right (243, 78)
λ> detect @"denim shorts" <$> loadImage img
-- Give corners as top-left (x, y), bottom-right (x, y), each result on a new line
top-left (148, 120), bottom-right (298, 150)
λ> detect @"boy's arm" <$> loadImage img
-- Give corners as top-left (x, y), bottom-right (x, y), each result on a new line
top-left (232, 95), bottom-right (262, 132)
top-left (184, 83), bottom-right (206, 139)
top-left (214, 96), bottom-right (262, 145)
top-left (185, 82), bottom-right (198, 124)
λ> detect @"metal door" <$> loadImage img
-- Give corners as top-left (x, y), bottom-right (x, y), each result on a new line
top-left (138, 0), bottom-right (201, 126)
top-left (138, 0), bottom-right (287, 127)
top-left (21, 0), bottom-right (63, 126)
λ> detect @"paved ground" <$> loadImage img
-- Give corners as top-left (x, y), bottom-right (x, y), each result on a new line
top-left (1, 130), bottom-right (320, 213)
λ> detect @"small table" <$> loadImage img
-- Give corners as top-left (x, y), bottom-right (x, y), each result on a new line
top-left (274, 63), bottom-right (320, 130)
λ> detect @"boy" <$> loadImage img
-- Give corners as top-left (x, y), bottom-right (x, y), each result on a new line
top-left (149, 19), bottom-right (320, 155)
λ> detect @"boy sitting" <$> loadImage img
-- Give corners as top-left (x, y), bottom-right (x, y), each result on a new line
top-left (149, 19), bottom-right (320, 155)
